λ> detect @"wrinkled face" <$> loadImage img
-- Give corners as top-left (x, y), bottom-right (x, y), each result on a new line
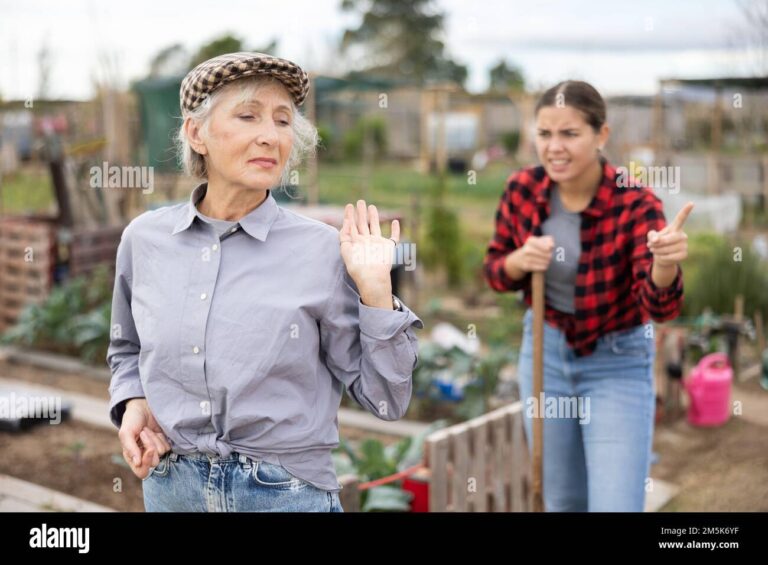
top-left (535, 105), bottom-right (608, 185)
top-left (190, 80), bottom-right (294, 190)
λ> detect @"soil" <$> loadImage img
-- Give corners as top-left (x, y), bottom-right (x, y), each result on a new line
top-left (0, 418), bottom-right (145, 511)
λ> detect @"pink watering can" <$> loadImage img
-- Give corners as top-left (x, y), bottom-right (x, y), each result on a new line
top-left (684, 352), bottom-right (732, 427)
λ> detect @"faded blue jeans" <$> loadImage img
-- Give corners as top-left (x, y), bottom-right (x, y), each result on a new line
top-left (142, 451), bottom-right (344, 512)
top-left (517, 308), bottom-right (656, 512)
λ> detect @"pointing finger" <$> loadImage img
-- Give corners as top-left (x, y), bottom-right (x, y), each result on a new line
top-left (669, 202), bottom-right (694, 232)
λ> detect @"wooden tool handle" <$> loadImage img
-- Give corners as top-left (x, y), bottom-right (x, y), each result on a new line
top-left (532, 270), bottom-right (545, 512)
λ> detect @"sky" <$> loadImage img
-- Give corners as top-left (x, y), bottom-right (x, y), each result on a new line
top-left (0, 0), bottom-right (761, 101)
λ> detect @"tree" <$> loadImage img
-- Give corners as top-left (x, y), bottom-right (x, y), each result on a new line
top-left (735, 0), bottom-right (768, 75)
top-left (148, 44), bottom-right (190, 78)
top-left (340, 0), bottom-right (467, 86)
top-left (489, 60), bottom-right (524, 93)
top-left (145, 36), bottom-right (279, 80)
top-left (189, 35), bottom-right (277, 69)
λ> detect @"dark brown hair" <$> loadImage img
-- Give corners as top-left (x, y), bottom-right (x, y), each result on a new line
top-left (535, 80), bottom-right (606, 132)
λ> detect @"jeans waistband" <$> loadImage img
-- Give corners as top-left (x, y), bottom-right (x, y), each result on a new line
top-left (171, 451), bottom-right (251, 465)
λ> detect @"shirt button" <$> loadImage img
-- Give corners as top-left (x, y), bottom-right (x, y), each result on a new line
top-left (193, 346), bottom-right (200, 354)
top-left (212, 244), bottom-right (219, 251)
top-left (230, 227), bottom-right (237, 233)
top-left (200, 293), bottom-right (207, 300)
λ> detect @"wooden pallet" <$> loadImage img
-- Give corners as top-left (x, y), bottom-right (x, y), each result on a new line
top-left (69, 225), bottom-right (124, 279)
top-left (0, 218), bottom-right (56, 333)
top-left (425, 401), bottom-right (531, 512)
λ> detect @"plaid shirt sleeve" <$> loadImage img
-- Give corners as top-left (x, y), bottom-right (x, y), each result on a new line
top-left (629, 192), bottom-right (684, 322)
top-left (483, 181), bottom-right (530, 292)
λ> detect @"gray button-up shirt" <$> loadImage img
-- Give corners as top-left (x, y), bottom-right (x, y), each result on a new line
top-left (107, 183), bottom-right (423, 491)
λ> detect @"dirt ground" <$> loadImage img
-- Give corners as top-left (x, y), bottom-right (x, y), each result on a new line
top-left (652, 376), bottom-right (768, 511)
top-left (1, 358), bottom-right (766, 511)
top-left (0, 418), bottom-right (146, 511)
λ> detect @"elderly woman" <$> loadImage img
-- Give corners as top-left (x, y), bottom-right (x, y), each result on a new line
top-left (107, 52), bottom-right (422, 512)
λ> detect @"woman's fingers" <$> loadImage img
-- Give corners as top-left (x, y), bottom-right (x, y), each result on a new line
top-left (141, 443), bottom-right (157, 473)
top-left (140, 429), bottom-right (161, 466)
top-left (648, 231), bottom-right (687, 250)
top-left (522, 257), bottom-right (551, 271)
top-left (340, 205), bottom-right (353, 243)
top-left (368, 205), bottom-right (382, 238)
top-left (156, 432), bottom-right (171, 453)
top-left (124, 444), bottom-right (153, 479)
top-left (118, 428), bottom-right (142, 466)
top-left (355, 200), bottom-right (370, 236)
top-left (390, 219), bottom-right (400, 244)
top-left (143, 427), bottom-right (170, 455)
top-left (526, 235), bottom-right (555, 252)
top-left (651, 247), bottom-right (687, 259)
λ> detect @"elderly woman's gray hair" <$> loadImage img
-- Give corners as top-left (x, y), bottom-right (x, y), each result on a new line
top-left (176, 75), bottom-right (318, 188)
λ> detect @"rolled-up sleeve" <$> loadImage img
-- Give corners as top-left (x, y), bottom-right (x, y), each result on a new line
top-left (484, 185), bottom-right (529, 292)
top-left (106, 225), bottom-right (145, 428)
top-left (319, 264), bottom-right (423, 421)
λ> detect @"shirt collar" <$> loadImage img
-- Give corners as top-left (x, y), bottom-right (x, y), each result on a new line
top-left (172, 182), bottom-right (279, 241)
top-left (535, 156), bottom-right (615, 219)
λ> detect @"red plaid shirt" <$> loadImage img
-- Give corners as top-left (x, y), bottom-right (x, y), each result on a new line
top-left (484, 158), bottom-right (684, 357)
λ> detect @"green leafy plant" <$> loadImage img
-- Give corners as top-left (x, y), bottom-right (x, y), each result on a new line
top-left (500, 130), bottom-right (520, 154)
top-left (422, 177), bottom-right (463, 287)
top-left (342, 116), bottom-right (388, 161)
top-left (333, 420), bottom-right (448, 511)
top-left (413, 341), bottom-right (517, 421)
top-left (683, 234), bottom-right (768, 320)
top-left (1, 266), bottom-right (113, 363)
top-left (66, 440), bottom-right (87, 465)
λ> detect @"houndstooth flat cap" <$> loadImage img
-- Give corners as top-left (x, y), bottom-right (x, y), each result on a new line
top-left (180, 52), bottom-right (310, 112)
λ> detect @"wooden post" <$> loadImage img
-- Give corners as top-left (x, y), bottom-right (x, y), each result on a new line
top-left (733, 295), bottom-right (744, 380)
top-left (436, 89), bottom-right (448, 177)
top-left (531, 271), bottom-right (545, 512)
top-left (338, 475), bottom-right (360, 512)
top-left (762, 156), bottom-right (768, 213)
top-left (755, 311), bottom-right (765, 357)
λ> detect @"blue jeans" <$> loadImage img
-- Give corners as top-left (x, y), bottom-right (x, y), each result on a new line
top-left (142, 451), bottom-right (344, 512)
top-left (517, 308), bottom-right (656, 512)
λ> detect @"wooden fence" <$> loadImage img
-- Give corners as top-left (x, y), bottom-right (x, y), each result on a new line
top-left (424, 401), bottom-right (530, 512)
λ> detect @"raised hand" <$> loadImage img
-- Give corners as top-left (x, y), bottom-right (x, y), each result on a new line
top-left (647, 202), bottom-right (694, 268)
top-left (339, 200), bottom-right (398, 309)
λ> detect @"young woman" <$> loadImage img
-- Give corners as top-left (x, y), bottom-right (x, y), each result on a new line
top-left (107, 53), bottom-right (422, 512)
top-left (484, 80), bottom-right (693, 512)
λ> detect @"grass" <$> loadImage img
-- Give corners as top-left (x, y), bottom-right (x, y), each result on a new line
top-left (0, 167), bottom-right (56, 216)
top-left (314, 160), bottom-right (513, 248)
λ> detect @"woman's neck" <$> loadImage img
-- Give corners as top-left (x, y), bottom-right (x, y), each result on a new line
top-left (197, 178), bottom-right (269, 221)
